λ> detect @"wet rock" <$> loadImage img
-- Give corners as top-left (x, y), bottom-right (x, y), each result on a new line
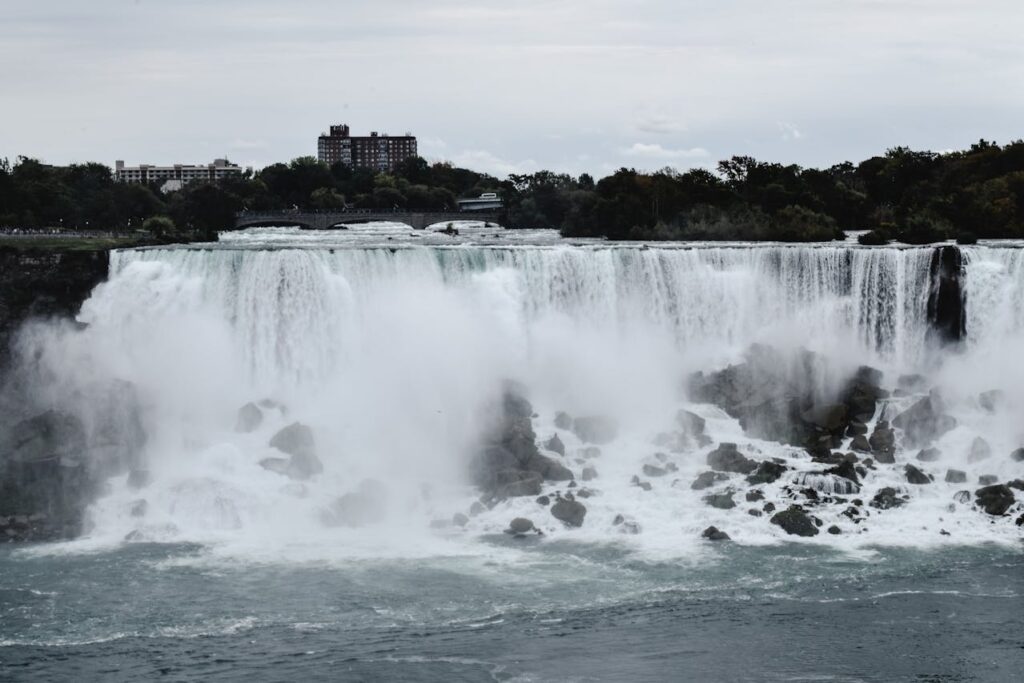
top-left (978, 389), bottom-right (1005, 413)
top-left (748, 509), bottom-right (763, 517)
top-left (701, 526), bottom-right (730, 541)
top-left (575, 487), bottom-right (594, 499)
top-left (676, 410), bottom-right (711, 446)
top-left (975, 484), bottom-right (1015, 515)
top-left (554, 411), bottom-right (573, 430)
top-left (794, 472), bottom-right (860, 495)
top-left (535, 495), bottom-right (550, 506)
top-left (842, 366), bottom-right (887, 423)
top-left (850, 435), bottom-right (871, 452)
top-left (825, 460), bottom-right (860, 485)
top-left (268, 423), bottom-right (323, 480)
top-left (469, 501), bottom-right (485, 516)
top-left (868, 422), bottom-right (896, 462)
top-left (904, 464), bottom-right (933, 485)
top-left (582, 466), bottom-right (598, 481)
top-left (827, 525), bottom-right (841, 535)
top-left (571, 416), bottom-right (618, 445)
top-left (452, 512), bottom-right (469, 527)
top-left (967, 437), bottom-right (992, 464)
top-left (259, 457), bottom-right (291, 475)
top-left (531, 454), bottom-right (574, 481)
top-left (847, 422), bottom-right (869, 437)
top-left (703, 491), bottom-right (736, 509)
top-left (763, 502), bottom-right (776, 513)
top-left (631, 476), bottom-right (653, 492)
top-left (870, 487), bottom-right (905, 510)
top-left (551, 497), bottom-right (587, 527)
top-left (891, 393), bottom-right (957, 447)
top-left (978, 474), bottom-right (998, 486)
top-left (493, 470), bottom-right (543, 497)
top-left (1010, 448), bottom-right (1024, 462)
top-left (235, 402), bottom-right (263, 433)
top-left (286, 451), bottom-right (324, 481)
top-left (916, 447), bottom-right (942, 462)
top-left (707, 443), bottom-right (757, 475)
top-left (801, 403), bottom-right (849, 432)
top-left (897, 374), bottom-right (929, 394)
top-left (543, 434), bottom-right (565, 456)
top-left (953, 490), bottom-right (972, 504)
top-left (746, 489), bottom-right (764, 502)
top-left (691, 471), bottom-right (729, 490)
top-left (746, 461), bottom-right (787, 485)
top-left (1008, 479), bottom-right (1024, 491)
top-left (642, 464), bottom-right (668, 478)
top-left (770, 505), bottom-right (819, 537)
top-left (945, 469), bottom-right (967, 484)
top-left (506, 517), bottom-right (537, 536)
top-left (129, 499), bottom-right (148, 517)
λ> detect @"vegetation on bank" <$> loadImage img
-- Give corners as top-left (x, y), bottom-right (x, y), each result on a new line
top-left (1, 139), bottom-right (1023, 242)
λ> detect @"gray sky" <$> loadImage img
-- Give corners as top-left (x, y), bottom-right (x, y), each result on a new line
top-left (2, 0), bottom-right (1022, 178)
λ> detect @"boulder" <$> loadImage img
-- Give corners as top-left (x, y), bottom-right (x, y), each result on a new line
top-left (582, 466), bottom-right (598, 481)
top-left (850, 435), bottom-right (871, 452)
top-left (825, 460), bottom-right (860, 485)
top-left (953, 490), bottom-right (972, 504)
top-left (704, 491), bottom-right (736, 509)
top-left (452, 512), bottom-right (469, 527)
top-left (1011, 448), bottom-right (1024, 462)
top-left (904, 464), bottom-right (933, 485)
top-left (612, 514), bottom-right (641, 534)
top-left (847, 422), bottom-right (869, 437)
top-left (746, 461), bottom-right (787, 485)
top-left (551, 497), bottom-right (587, 527)
top-left (975, 484), bottom-right (1015, 515)
top-left (234, 403), bottom-right (263, 433)
top-left (891, 394), bottom-right (957, 447)
top-left (869, 487), bottom-right (905, 510)
top-left (770, 505), bottom-right (819, 537)
top-left (554, 411), bottom-right (573, 430)
top-left (978, 389), bottom-right (1005, 413)
top-left (945, 469), bottom-right (967, 484)
top-left (325, 479), bottom-right (387, 527)
top-left (571, 416), bottom-right (618, 445)
top-left (676, 410), bottom-right (709, 445)
top-left (259, 457), bottom-right (291, 476)
top-left (868, 423), bottom-right (896, 462)
top-left (543, 434), bottom-right (565, 456)
top-left (286, 451), bottom-right (324, 480)
top-left (631, 476), bottom-right (653, 492)
top-left (745, 489), bottom-right (764, 502)
top-left (707, 443), bottom-right (757, 475)
top-left (269, 422), bottom-right (316, 459)
top-left (506, 517), bottom-right (537, 535)
top-left (978, 474), bottom-right (998, 486)
top-left (801, 404), bottom-right (848, 432)
top-left (701, 526), bottom-right (730, 541)
top-left (967, 437), bottom-right (992, 464)
top-left (916, 447), bottom-right (942, 462)
top-left (493, 470), bottom-right (543, 498)
top-left (692, 471), bottom-right (729, 490)
top-left (827, 525), bottom-right (841, 535)
top-left (642, 464), bottom-right (668, 478)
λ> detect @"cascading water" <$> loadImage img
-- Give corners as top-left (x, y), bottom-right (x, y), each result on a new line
top-left (6, 229), bottom-right (1024, 557)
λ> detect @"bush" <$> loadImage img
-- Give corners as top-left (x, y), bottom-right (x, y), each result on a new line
top-left (897, 214), bottom-right (951, 244)
top-left (142, 215), bottom-right (176, 237)
top-left (769, 205), bottom-right (844, 242)
top-left (858, 229), bottom-right (891, 246)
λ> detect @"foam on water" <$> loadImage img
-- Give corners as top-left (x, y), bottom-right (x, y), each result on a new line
top-left (8, 230), bottom-right (1024, 561)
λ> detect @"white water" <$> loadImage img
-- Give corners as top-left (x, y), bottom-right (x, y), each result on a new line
top-left (9, 230), bottom-right (1024, 560)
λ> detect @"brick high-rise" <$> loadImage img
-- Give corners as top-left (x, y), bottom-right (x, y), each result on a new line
top-left (317, 124), bottom-right (417, 172)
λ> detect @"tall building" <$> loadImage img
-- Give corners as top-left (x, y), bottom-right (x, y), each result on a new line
top-left (317, 124), bottom-right (417, 172)
top-left (114, 158), bottom-right (244, 191)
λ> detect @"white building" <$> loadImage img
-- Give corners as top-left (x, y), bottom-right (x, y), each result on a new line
top-left (114, 158), bottom-right (245, 190)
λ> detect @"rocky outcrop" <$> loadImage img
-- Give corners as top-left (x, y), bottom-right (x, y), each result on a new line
top-left (891, 393), bottom-right (956, 448)
top-left (926, 245), bottom-right (966, 344)
top-left (701, 526), bottom-right (730, 541)
top-left (235, 403), bottom-right (263, 433)
top-left (770, 505), bottom-right (819, 537)
top-left (268, 422), bottom-right (323, 480)
top-left (975, 485), bottom-right (1015, 516)
top-left (707, 443), bottom-right (757, 475)
top-left (550, 496), bottom-right (586, 527)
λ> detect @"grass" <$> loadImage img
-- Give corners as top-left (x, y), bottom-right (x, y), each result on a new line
top-left (0, 235), bottom-right (155, 252)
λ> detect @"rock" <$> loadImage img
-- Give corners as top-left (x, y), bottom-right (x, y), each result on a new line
top-left (850, 435), bottom-right (871, 452)
top-left (967, 437), bottom-right (992, 463)
top-left (676, 409), bottom-right (706, 434)
top-left (1008, 479), bottom-right (1024, 491)
top-left (530, 454), bottom-right (574, 481)
top-left (701, 526), bottom-right (730, 541)
top-left (975, 485), bottom-right (1015, 515)
top-left (703, 491), bottom-right (736, 509)
top-left (745, 490), bottom-right (764, 502)
top-left (847, 422), bottom-right (869, 437)
top-left (582, 467), bottom-right (598, 481)
top-left (746, 461), bottom-right (787, 485)
top-left (551, 498), bottom-right (587, 527)
top-left (897, 374), bottom-right (929, 394)
top-left (234, 402), bottom-right (263, 433)
top-left (572, 416), bottom-right (618, 445)
top-left (325, 479), bottom-right (388, 527)
top-left (770, 505), bottom-right (819, 537)
top-left (691, 471), bottom-right (729, 490)
top-left (827, 525), bottom-right (841, 535)
top-left (891, 394), bottom-right (957, 447)
top-left (825, 460), bottom-right (860, 485)
top-left (554, 411), bottom-right (573, 430)
top-left (580, 446), bottom-right (602, 459)
top-left (978, 389), bottom-right (1005, 413)
top-left (612, 514), bottom-right (641, 534)
top-left (868, 423), bottom-right (896, 461)
top-left (506, 517), bottom-right (537, 535)
top-left (793, 472), bottom-right (860, 495)
top-left (286, 450), bottom-right (324, 481)
top-left (978, 474), bottom-right (998, 486)
top-left (1010, 448), bottom-right (1024, 462)
top-left (452, 513), bottom-right (469, 527)
top-left (493, 470), bottom-right (543, 497)
top-left (631, 476), bottom-right (653, 492)
top-left (801, 404), bottom-right (849, 432)
top-left (469, 501), bottom-right (485, 516)
top-left (916, 447), bottom-right (942, 462)
top-left (945, 469), bottom-right (967, 484)
top-left (953, 490), bottom-right (972, 504)
top-left (763, 502), bottom-right (776, 513)
top-left (535, 495), bottom-right (550, 506)
top-left (642, 464), bottom-right (668, 478)
top-left (904, 464), bottom-right (933, 485)
top-left (269, 422), bottom-right (316, 459)
top-left (870, 487), bottom-right (905, 510)
top-left (707, 443), bottom-right (757, 475)
top-left (543, 434), bottom-right (565, 456)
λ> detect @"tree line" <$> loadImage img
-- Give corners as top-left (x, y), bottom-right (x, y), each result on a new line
top-left (1, 139), bottom-right (1022, 242)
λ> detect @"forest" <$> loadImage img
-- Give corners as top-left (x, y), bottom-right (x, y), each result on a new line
top-left (1, 139), bottom-right (1022, 243)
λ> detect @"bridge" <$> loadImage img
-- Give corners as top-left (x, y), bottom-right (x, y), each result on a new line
top-left (234, 209), bottom-right (505, 231)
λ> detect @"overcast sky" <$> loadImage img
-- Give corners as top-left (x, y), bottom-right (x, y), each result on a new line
top-left (2, 0), bottom-right (1022, 178)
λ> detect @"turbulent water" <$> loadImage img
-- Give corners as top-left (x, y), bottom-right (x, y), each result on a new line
top-left (2, 226), bottom-right (1023, 681)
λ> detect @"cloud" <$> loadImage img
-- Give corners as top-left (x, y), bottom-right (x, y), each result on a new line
top-left (634, 114), bottom-right (688, 135)
top-left (622, 143), bottom-right (709, 161)
top-left (778, 122), bottom-right (803, 141)
top-left (448, 149), bottom-right (538, 177)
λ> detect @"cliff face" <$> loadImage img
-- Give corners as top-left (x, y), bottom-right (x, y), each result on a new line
top-left (0, 247), bottom-right (110, 363)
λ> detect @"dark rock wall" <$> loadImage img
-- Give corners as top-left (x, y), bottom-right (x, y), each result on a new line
top-left (927, 245), bottom-right (966, 344)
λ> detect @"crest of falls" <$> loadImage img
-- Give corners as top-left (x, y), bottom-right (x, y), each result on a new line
top-left (6, 233), bottom-right (1024, 556)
